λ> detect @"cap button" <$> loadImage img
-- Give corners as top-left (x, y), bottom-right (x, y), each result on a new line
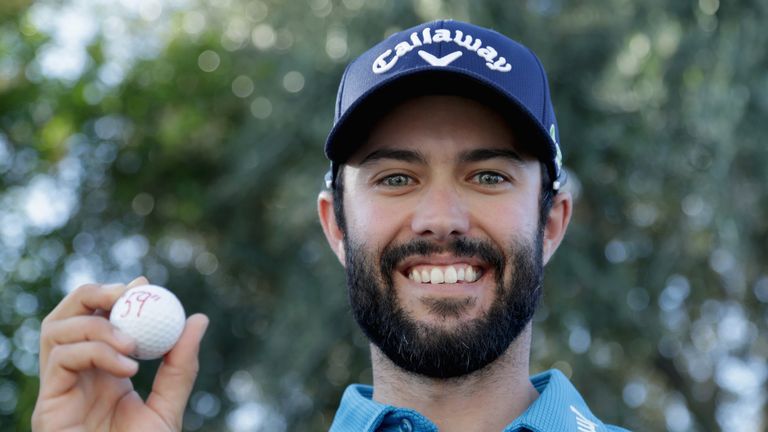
top-left (399, 418), bottom-right (414, 432)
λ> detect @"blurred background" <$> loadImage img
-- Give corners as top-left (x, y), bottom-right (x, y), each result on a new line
top-left (1, 0), bottom-right (766, 430)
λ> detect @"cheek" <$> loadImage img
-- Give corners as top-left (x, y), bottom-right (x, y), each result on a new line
top-left (344, 193), bottom-right (411, 248)
top-left (470, 196), bottom-right (540, 239)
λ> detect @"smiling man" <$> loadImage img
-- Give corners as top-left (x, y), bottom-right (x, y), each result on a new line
top-left (317, 20), bottom-right (629, 432)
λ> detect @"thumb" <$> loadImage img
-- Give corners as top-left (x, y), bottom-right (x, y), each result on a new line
top-left (146, 313), bottom-right (209, 428)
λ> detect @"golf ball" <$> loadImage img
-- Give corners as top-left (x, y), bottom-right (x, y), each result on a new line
top-left (109, 284), bottom-right (186, 360)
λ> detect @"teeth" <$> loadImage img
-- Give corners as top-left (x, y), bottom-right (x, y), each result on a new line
top-left (408, 265), bottom-right (481, 284)
top-left (466, 267), bottom-right (476, 282)
top-left (421, 270), bottom-right (430, 283)
top-left (430, 268), bottom-right (444, 284)
top-left (412, 270), bottom-right (422, 283)
top-left (445, 266), bottom-right (458, 283)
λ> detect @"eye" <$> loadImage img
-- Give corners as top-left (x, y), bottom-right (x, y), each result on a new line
top-left (379, 174), bottom-right (412, 187)
top-left (471, 171), bottom-right (507, 186)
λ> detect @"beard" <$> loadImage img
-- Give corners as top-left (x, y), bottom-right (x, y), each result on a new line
top-left (344, 230), bottom-right (544, 379)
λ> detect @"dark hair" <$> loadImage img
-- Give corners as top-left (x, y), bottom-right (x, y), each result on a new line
top-left (331, 163), bottom-right (555, 235)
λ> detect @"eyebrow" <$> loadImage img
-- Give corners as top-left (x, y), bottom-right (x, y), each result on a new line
top-left (458, 148), bottom-right (524, 164)
top-left (359, 148), bottom-right (427, 166)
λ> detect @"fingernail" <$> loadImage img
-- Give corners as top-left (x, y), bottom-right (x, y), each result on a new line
top-left (114, 329), bottom-right (136, 347)
top-left (197, 315), bottom-right (210, 341)
top-left (119, 355), bottom-right (139, 370)
top-left (103, 283), bottom-right (124, 290)
top-left (129, 276), bottom-right (149, 286)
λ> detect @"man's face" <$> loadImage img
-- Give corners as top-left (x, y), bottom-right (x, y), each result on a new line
top-left (332, 95), bottom-right (551, 378)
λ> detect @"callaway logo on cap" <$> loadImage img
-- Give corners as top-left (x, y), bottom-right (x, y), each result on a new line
top-left (371, 25), bottom-right (513, 73)
top-left (325, 19), bottom-right (565, 191)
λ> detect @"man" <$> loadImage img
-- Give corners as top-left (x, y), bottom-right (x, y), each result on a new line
top-left (31, 20), bottom-right (628, 432)
top-left (316, 20), bottom-right (628, 431)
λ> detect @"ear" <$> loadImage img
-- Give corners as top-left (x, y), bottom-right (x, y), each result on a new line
top-left (542, 190), bottom-right (572, 265)
top-left (318, 189), bottom-right (346, 265)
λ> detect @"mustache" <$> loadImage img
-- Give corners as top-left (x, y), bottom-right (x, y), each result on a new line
top-left (379, 237), bottom-right (506, 285)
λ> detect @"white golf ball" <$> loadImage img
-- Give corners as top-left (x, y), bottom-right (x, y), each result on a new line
top-left (109, 284), bottom-right (186, 360)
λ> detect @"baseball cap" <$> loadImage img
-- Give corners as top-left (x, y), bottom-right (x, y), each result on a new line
top-left (324, 19), bottom-right (565, 191)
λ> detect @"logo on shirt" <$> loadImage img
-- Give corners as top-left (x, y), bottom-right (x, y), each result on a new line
top-left (372, 26), bottom-right (512, 74)
top-left (570, 405), bottom-right (599, 432)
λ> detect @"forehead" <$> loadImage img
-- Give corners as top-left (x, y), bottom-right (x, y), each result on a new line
top-left (348, 95), bottom-right (532, 163)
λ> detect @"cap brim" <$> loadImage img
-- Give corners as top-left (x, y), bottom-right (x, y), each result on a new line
top-left (325, 68), bottom-right (557, 181)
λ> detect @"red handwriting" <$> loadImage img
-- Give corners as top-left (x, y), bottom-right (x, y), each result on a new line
top-left (119, 290), bottom-right (161, 318)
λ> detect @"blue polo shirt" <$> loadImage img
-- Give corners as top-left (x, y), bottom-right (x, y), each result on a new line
top-left (329, 369), bottom-right (631, 431)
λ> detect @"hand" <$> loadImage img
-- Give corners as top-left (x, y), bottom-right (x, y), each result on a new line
top-left (32, 277), bottom-right (209, 432)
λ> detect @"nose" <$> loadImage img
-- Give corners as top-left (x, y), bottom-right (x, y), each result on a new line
top-left (410, 184), bottom-right (470, 240)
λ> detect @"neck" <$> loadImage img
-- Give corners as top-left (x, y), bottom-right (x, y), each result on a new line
top-left (370, 325), bottom-right (539, 432)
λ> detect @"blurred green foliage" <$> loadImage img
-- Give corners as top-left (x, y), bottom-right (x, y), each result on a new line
top-left (1, 0), bottom-right (767, 431)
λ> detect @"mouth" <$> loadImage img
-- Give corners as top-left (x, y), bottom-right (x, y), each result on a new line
top-left (398, 256), bottom-right (487, 285)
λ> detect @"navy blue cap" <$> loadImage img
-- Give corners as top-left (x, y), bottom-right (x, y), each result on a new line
top-left (325, 19), bottom-right (564, 191)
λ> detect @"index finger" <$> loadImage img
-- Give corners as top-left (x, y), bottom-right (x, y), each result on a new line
top-left (45, 283), bottom-right (129, 322)
top-left (46, 277), bottom-right (152, 321)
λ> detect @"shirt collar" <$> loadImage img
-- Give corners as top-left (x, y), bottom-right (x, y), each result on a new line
top-left (329, 384), bottom-right (436, 431)
top-left (505, 369), bottom-right (610, 432)
top-left (329, 369), bottom-right (611, 432)
top-left (329, 384), bottom-right (393, 431)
